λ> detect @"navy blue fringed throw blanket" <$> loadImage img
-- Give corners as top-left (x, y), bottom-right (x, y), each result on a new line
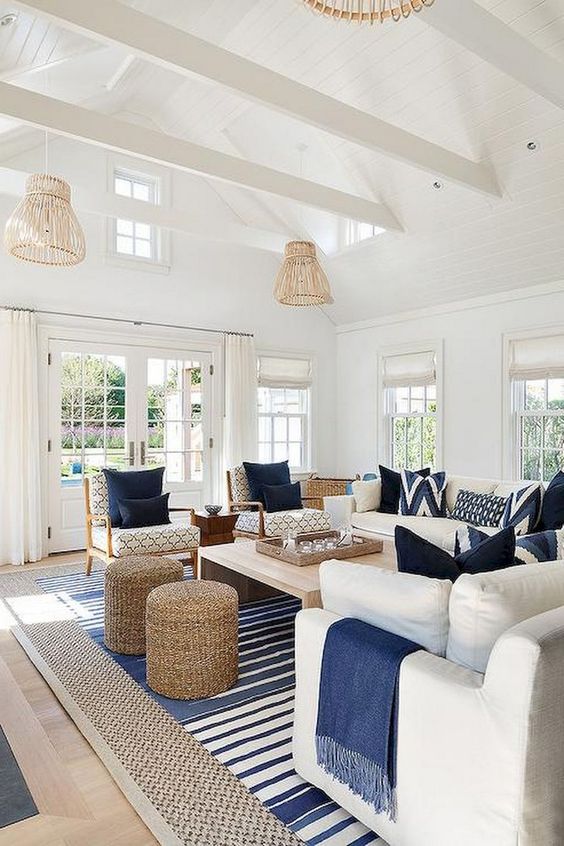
top-left (315, 618), bottom-right (423, 822)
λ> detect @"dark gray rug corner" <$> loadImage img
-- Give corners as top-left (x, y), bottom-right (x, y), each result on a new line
top-left (0, 725), bottom-right (38, 828)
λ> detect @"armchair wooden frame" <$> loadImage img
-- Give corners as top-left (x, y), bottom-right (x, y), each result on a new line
top-left (225, 469), bottom-right (321, 540)
top-left (84, 478), bottom-right (200, 577)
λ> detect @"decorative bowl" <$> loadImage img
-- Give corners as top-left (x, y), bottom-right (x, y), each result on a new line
top-left (204, 504), bottom-right (223, 515)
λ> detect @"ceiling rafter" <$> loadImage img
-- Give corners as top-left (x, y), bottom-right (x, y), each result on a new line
top-left (0, 82), bottom-right (402, 230)
top-left (424, 0), bottom-right (564, 112)
top-left (13, 0), bottom-right (500, 198)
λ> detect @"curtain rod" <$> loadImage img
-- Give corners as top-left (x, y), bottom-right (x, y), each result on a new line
top-left (1, 306), bottom-right (254, 338)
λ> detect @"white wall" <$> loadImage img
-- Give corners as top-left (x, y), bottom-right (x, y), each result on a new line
top-left (0, 139), bottom-right (337, 474)
top-left (336, 284), bottom-right (564, 480)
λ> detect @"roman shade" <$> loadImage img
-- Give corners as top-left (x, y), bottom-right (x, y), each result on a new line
top-left (382, 350), bottom-right (436, 388)
top-left (509, 335), bottom-right (564, 381)
top-left (257, 356), bottom-right (312, 388)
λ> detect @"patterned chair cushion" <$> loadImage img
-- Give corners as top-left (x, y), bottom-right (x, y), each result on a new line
top-left (92, 522), bottom-right (200, 557)
top-left (235, 508), bottom-right (331, 537)
top-left (229, 465), bottom-right (251, 502)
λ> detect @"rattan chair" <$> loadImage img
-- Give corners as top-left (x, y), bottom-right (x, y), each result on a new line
top-left (226, 465), bottom-right (332, 540)
top-left (84, 473), bottom-right (200, 577)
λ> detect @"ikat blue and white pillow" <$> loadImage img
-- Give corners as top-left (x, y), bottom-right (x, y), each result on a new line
top-left (500, 484), bottom-right (542, 536)
top-left (399, 469), bottom-right (447, 518)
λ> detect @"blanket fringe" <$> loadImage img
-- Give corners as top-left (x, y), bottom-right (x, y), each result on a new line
top-left (315, 735), bottom-right (397, 822)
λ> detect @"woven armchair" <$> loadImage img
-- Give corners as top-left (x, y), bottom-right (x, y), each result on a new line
top-left (226, 465), bottom-right (332, 540)
top-left (84, 473), bottom-right (200, 576)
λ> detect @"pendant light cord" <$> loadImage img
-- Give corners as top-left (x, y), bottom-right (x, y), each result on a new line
top-left (44, 130), bottom-right (49, 174)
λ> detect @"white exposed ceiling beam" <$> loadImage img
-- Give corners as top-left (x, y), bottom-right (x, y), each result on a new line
top-left (0, 165), bottom-right (290, 253)
top-left (14, 0), bottom-right (500, 198)
top-left (424, 0), bottom-right (564, 112)
top-left (0, 82), bottom-right (402, 230)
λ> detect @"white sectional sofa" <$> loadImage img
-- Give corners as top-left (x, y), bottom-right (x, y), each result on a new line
top-left (293, 559), bottom-right (564, 846)
top-left (324, 475), bottom-right (538, 551)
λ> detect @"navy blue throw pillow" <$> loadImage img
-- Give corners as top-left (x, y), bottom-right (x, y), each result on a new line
top-left (540, 471), bottom-right (564, 530)
top-left (103, 467), bottom-right (165, 527)
top-left (396, 525), bottom-right (516, 582)
top-left (118, 493), bottom-right (170, 529)
top-left (243, 461), bottom-right (291, 505)
top-left (262, 481), bottom-right (303, 513)
top-left (378, 466), bottom-right (430, 514)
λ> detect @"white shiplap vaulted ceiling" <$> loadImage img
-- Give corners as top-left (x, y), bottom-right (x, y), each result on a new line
top-left (0, 0), bottom-right (563, 324)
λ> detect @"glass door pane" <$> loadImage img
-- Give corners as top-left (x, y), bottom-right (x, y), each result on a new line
top-left (145, 356), bottom-right (206, 487)
top-left (60, 351), bottom-right (128, 486)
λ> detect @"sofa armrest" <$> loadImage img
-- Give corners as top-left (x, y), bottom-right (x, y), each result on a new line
top-left (322, 494), bottom-right (356, 529)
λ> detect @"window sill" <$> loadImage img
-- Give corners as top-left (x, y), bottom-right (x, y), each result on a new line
top-left (104, 253), bottom-right (171, 275)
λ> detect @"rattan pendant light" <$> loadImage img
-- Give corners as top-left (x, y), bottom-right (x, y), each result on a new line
top-left (274, 240), bottom-right (334, 306)
top-left (302, 0), bottom-right (435, 23)
top-left (4, 135), bottom-right (86, 267)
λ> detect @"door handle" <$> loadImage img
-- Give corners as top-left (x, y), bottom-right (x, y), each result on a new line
top-left (128, 441), bottom-right (135, 466)
top-left (140, 441), bottom-right (146, 466)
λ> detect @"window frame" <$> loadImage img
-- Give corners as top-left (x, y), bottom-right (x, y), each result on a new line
top-left (105, 158), bottom-right (170, 274)
top-left (385, 383), bottom-right (438, 470)
top-left (257, 385), bottom-right (311, 473)
top-left (378, 341), bottom-right (443, 470)
top-left (512, 377), bottom-right (564, 481)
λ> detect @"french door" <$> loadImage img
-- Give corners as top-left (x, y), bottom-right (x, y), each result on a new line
top-left (48, 339), bottom-right (212, 552)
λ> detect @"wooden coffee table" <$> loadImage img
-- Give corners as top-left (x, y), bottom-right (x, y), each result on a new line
top-left (200, 539), bottom-right (395, 609)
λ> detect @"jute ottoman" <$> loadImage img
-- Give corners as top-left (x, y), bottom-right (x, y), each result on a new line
top-left (104, 556), bottom-right (183, 655)
top-left (146, 580), bottom-right (239, 699)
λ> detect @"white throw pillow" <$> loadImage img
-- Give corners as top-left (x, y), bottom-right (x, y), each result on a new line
top-left (320, 559), bottom-right (452, 656)
top-left (351, 479), bottom-right (381, 513)
top-left (447, 560), bottom-right (564, 673)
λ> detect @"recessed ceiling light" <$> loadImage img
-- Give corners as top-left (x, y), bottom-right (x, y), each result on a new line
top-left (432, 180), bottom-right (443, 190)
top-left (0, 12), bottom-right (18, 26)
top-left (526, 140), bottom-right (539, 152)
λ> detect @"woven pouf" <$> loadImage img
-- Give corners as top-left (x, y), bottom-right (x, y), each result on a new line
top-left (104, 556), bottom-right (183, 655)
top-left (146, 580), bottom-right (239, 700)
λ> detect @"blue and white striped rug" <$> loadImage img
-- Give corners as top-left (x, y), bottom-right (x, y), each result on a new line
top-left (37, 568), bottom-right (384, 846)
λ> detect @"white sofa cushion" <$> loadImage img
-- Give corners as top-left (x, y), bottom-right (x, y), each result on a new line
top-left (320, 559), bottom-right (452, 655)
top-left (351, 479), bottom-right (381, 513)
top-left (92, 522), bottom-right (199, 556)
top-left (235, 508), bottom-right (331, 536)
top-left (447, 560), bottom-right (564, 672)
top-left (351, 510), bottom-right (468, 550)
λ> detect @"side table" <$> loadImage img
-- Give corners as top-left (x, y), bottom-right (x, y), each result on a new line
top-left (193, 511), bottom-right (238, 547)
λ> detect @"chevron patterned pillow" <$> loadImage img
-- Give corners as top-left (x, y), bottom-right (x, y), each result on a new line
top-left (454, 525), bottom-right (564, 566)
top-left (500, 484), bottom-right (542, 536)
top-left (399, 469), bottom-right (447, 518)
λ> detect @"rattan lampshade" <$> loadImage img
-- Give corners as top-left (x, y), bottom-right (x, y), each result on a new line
top-left (302, 0), bottom-right (435, 23)
top-left (274, 240), bottom-right (334, 306)
top-left (4, 173), bottom-right (86, 266)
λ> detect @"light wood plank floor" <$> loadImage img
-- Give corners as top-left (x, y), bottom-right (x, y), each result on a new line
top-left (0, 552), bottom-right (158, 846)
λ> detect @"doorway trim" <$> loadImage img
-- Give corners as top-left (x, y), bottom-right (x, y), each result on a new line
top-left (38, 318), bottom-right (225, 557)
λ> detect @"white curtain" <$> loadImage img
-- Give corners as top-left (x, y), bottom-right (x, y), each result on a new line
top-left (223, 334), bottom-right (258, 469)
top-left (0, 309), bottom-right (42, 565)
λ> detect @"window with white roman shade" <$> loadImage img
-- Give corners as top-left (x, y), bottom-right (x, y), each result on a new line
top-left (382, 349), bottom-right (438, 469)
top-left (257, 356), bottom-right (312, 471)
top-left (510, 334), bottom-right (564, 481)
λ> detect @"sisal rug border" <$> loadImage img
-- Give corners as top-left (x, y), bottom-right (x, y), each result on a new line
top-left (0, 565), bottom-right (302, 846)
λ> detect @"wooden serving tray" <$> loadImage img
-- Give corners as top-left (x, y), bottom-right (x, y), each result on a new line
top-left (256, 530), bottom-right (383, 567)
